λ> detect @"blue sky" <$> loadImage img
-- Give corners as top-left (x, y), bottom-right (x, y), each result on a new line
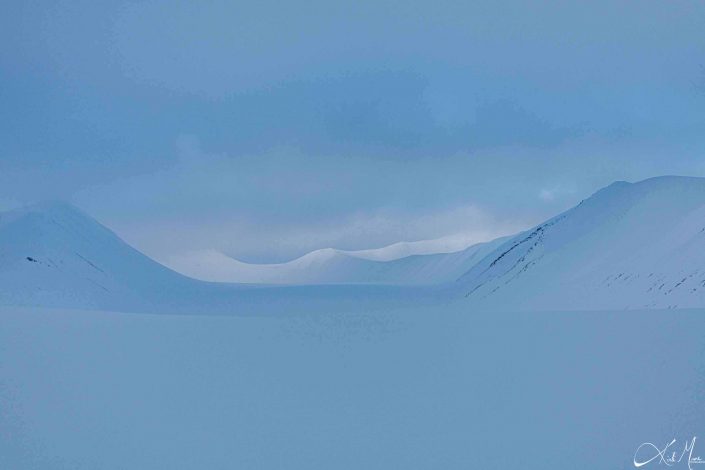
top-left (2, 0), bottom-right (705, 262)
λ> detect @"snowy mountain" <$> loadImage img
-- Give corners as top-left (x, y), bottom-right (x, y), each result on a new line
top-left (6, 176), bottom-right (705, 312)
top-left (0, 202), bottom-right (435, 312)
top-left (166, 238), bottom-right (508, 285)
top-left (459, 176), bottom-right (705, 310)
top-left (0, 202), bottom-right (199, 311)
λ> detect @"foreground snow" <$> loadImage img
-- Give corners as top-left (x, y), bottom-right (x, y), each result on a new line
top-left (2, 305), bottom-right (703, 469)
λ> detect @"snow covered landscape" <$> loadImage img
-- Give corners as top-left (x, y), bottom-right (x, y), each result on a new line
top-left (4, 1), bottom-right (705, 467)
top-left (3, 177), bottom-right (705, 469)
top-left (4, 176), bottom-right (705, 312)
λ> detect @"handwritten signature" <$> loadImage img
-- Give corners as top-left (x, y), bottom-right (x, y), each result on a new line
top-left (635, 437), bottom-right (705, 469)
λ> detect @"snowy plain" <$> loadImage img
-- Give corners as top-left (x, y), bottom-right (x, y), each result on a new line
top-left (2, 303), bottom-right (704, 470)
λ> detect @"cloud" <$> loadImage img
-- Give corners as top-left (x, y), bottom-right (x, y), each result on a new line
top-left (73, 136), bottom-right (539, 263)
top-left (3, 0), bottom-right (705, 282)
top-left (0, 197), bottom-right (22, 212)
top-left (63, 129), bottom-right (705, 266)
top-left (538, 184), bottom-right (578, 203)
top-left (83, 182), bottom-right (528, 265)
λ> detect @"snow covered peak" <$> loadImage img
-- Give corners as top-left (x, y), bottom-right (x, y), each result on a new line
top-left (4, 200), bottom-right (87, 221)
top-left (0, 201), bottom-right (191, 311)
top-left (459, 175), bottom-right (705, 310)
top-left (24, 199), bottom-right (87, 215)
top-left (0, 200), bottom-right (113, 237)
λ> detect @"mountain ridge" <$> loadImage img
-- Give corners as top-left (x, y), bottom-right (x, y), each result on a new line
top-left (166, 237), bottom-right (509, 285)
top-left (457, 175), bottom-right (705, 310)
top-left (4, 176), bottom-right (705, 311)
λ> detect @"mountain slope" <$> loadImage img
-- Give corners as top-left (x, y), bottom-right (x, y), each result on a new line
top-left (458, 176), bottom-right (705, 310)
top-left (0, 202), bottom-right (199, 311)
top-left (166, 238), bottom-right (508, 285)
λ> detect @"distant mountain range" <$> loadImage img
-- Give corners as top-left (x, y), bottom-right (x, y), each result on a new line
top-left (164, 238), bottom-right (508, 285)
top-left (3, 176), bottom-right (705, 311)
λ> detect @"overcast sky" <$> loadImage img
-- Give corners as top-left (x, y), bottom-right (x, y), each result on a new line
top-left (2, 0), bottom-right (705, 263)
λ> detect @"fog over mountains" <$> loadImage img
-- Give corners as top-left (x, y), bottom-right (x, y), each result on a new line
top-left (2, 176), bottom-right (705, 312)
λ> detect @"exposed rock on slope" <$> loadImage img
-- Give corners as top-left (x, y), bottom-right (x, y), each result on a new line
top-left (458, 176), bottom-right (705, 310)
